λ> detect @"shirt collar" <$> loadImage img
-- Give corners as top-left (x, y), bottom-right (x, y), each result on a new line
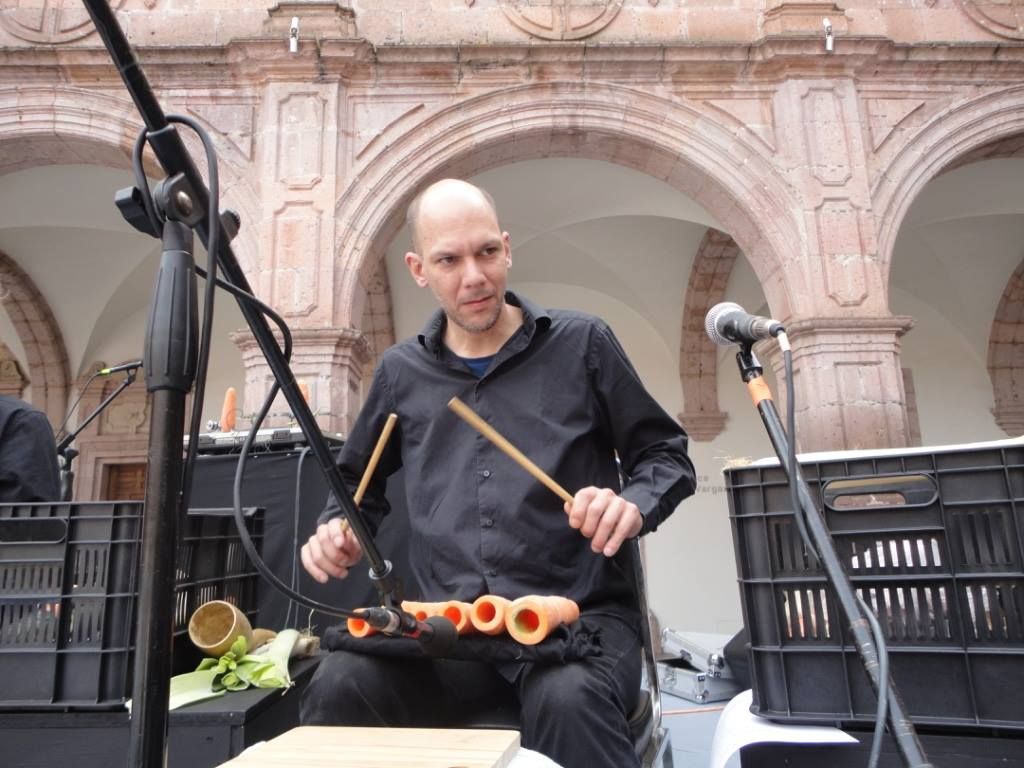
top-left (417, 291), bottom-right (551, 356)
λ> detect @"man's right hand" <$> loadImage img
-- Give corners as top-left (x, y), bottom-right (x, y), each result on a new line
top-left (300, 517), bottom-right (365, 584)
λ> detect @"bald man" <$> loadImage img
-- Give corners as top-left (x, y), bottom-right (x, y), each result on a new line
top-left (300, 179), bottom-right (696, 768)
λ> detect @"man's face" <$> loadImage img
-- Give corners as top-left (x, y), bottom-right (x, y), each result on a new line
top-left (406, 195), bottom-right (511, 335)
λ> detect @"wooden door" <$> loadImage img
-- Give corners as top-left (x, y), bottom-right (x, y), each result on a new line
top-left (102, 462), bottom-right (147, 500)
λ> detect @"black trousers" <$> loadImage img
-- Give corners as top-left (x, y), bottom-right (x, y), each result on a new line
top-left (300, 612), bottom-right (642, 768)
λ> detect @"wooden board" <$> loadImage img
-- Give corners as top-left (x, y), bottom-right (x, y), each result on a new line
top-left (218, 726), bottom-right (521, 768)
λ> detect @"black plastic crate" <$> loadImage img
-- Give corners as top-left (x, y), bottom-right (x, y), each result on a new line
top-left (725, 439), bottom-right (1024, 731)
top-left (0, 502), bottom-right (263, 710)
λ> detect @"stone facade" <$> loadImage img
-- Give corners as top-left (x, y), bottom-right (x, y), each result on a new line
top-left (1, 0), bottom-right (1023, 458)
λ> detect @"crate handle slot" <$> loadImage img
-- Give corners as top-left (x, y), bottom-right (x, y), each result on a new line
top-left (823, 473), bottom-right (937, 511)
top-left (0, 517), bottom-right (68, 544)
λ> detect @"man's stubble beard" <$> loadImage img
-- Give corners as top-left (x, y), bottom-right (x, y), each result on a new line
top-left (450, 295), bottom-right (504, 335)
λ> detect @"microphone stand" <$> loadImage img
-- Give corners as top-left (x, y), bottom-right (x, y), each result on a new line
top-left (733, 343), bottom-right (932, 768)
top-left (79, 3), bottom-right (403, 765)
top-left (56, 368), bottom-right (139, 501)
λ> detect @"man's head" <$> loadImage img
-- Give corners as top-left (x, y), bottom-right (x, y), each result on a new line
top-left (405, 179), bottom-right (512, 336)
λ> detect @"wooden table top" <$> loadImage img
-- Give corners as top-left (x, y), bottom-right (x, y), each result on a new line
top-left (218, 725), bottom-right (521, 768)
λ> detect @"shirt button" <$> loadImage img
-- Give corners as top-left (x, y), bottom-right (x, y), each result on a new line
top-left (482, 519), bottom-right (494, 528)
top-left (486, 569), bottom-right (498, 577)
top-left (481, 469), bottom-right (491, 478)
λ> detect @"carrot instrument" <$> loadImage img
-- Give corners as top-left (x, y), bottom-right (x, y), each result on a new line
top-left (506, 595), bottom-right (580, 645)
top-left (400, 600), bottom-right (441, 621)
top-left (220, 387), bottom-right (237, 432)
top-left (471, 594), bottom-right (511, 635)
top-left (441, 601), bottom-right (477, 635)
top-left (346, 615), bottom-right (376, 638)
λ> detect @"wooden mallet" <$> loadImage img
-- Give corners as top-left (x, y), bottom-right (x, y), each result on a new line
top-left (447, 396), bottom-right (573, 505)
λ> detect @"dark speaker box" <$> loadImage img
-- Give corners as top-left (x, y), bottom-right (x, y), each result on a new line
top-left (189, 447), bottom-right (414, 635)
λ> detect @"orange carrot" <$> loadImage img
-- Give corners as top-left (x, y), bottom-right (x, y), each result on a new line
top-left (347, 615), bottom-right (376, 638)
top-left (506, 595), bottom-right (580, 645)
top-left (220, 387), bottom-right (237, 432)
top-left (471, 595), bottom-right (511, 635)
top-left (298, 380), bottom-right (311, 404)
top-left (441, 601), bottom-right (476, 635)
top-left (400, 600), bottom-right (437, 621)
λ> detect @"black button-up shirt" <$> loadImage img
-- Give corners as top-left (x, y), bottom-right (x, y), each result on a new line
top-left (323, 293), bottom-right (695, 616)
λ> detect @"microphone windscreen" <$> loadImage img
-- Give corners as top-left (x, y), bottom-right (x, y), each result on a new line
top-left (420, 615), bottom-right (458, 657)
top-left (704, 301), bottom-right (744, 346)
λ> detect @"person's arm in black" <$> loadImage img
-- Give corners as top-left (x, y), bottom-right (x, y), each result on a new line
top-left (589, 320), bottom-right (696, 535)
top-left (302, 361), bottom-right (402, 583)
top-left (0, 410), bottom-right (60, 502)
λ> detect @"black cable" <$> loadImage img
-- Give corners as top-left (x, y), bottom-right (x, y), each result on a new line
top-left (784, 349), bottom-right (816, 565)
top-left (128, 115), bottom-right (365, 626)
top-left (231, 376), bottom-right (360, 620)
top-left (192, 267), bottom-right (293, 362)
top-left (783, 347), bottom-right (891, 768)
top-left (858, 592), bottom-right (890, 768)
top-left (289, 446), bottom-right (313, 627)
top-left (165, 114), bottom-right (220, 520)
top-left (131, 128), bottom-right (162, 236)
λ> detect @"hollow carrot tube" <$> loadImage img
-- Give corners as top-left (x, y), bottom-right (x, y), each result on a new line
top-left (441, 601), bottom-right (476, 635)
top-left (220, 387), bottom-right (237, 432)
top-left (400, 600), bottom-right (439, 621)
top-left (471, 595), bottom-right (511, 635)
top-left (506, 595), bottom-right (580, 645)
top-left (347, 614), bottom-right (376, 638)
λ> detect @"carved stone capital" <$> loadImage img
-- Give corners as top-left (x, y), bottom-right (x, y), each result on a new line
top-left (755, 315), bottom-right (916, 451)
top-left (231, 326), bottom-right (371, 433)
top-left (678, 410), bottom-right (729, 442)
top-left (992, 404), bottom-right (1024, 437)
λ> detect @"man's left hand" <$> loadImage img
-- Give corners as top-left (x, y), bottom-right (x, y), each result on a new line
top-left (565, 487), bottom-right (643, 557)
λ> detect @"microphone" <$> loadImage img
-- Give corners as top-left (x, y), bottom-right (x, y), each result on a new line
top-left (98, 360), bottom-right (144, 375)
top-left (360, 607), bottom-right (459, 657)
top-left (705, 302), bottom-right (784, 346)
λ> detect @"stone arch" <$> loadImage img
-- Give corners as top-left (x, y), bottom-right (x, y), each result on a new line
top-left (0, 85), bottom-right (261, 282)
top-left (873, 85), bottom-right (1024, 439)
top-left (334, 81), bottom-right (803, 329)
top-left (988, 260), bottom-right (1024, 435)
top-left (0, 252), bottom-right (69, 426)
top-left (678, 228), bottom-right (740, 441)
top-left (873, 84), bottom-right (1024, 279)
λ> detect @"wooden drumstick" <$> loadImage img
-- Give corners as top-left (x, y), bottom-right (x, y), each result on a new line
top-left (339, 413), bottom-right (398, 535)
top-left (447, 396), bottom-right (574, 505)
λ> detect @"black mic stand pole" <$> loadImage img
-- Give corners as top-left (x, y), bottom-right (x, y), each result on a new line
top-left (56, 368), bottom-right (139, 501)
top-left (133, 215), bottom-right (197, 768)
top-left (79, 3), bottom-right (403, 765)
top-left (733, 344), bottom-right (932, 768)
top-left (79, 0), bottom-right (394, 596)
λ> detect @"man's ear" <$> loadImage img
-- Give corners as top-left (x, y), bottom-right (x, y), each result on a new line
top-left (503, 231), bottom-right (512, 268)
top-left (405, 251), bottom-right (428, 287)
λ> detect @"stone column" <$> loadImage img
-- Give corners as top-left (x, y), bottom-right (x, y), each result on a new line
top-left (767, 71), bottom-right (917, 451)
top-left (759, 316), bottom-right (915, 451)
top-left (231, 327), bottom-right (371, 436)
